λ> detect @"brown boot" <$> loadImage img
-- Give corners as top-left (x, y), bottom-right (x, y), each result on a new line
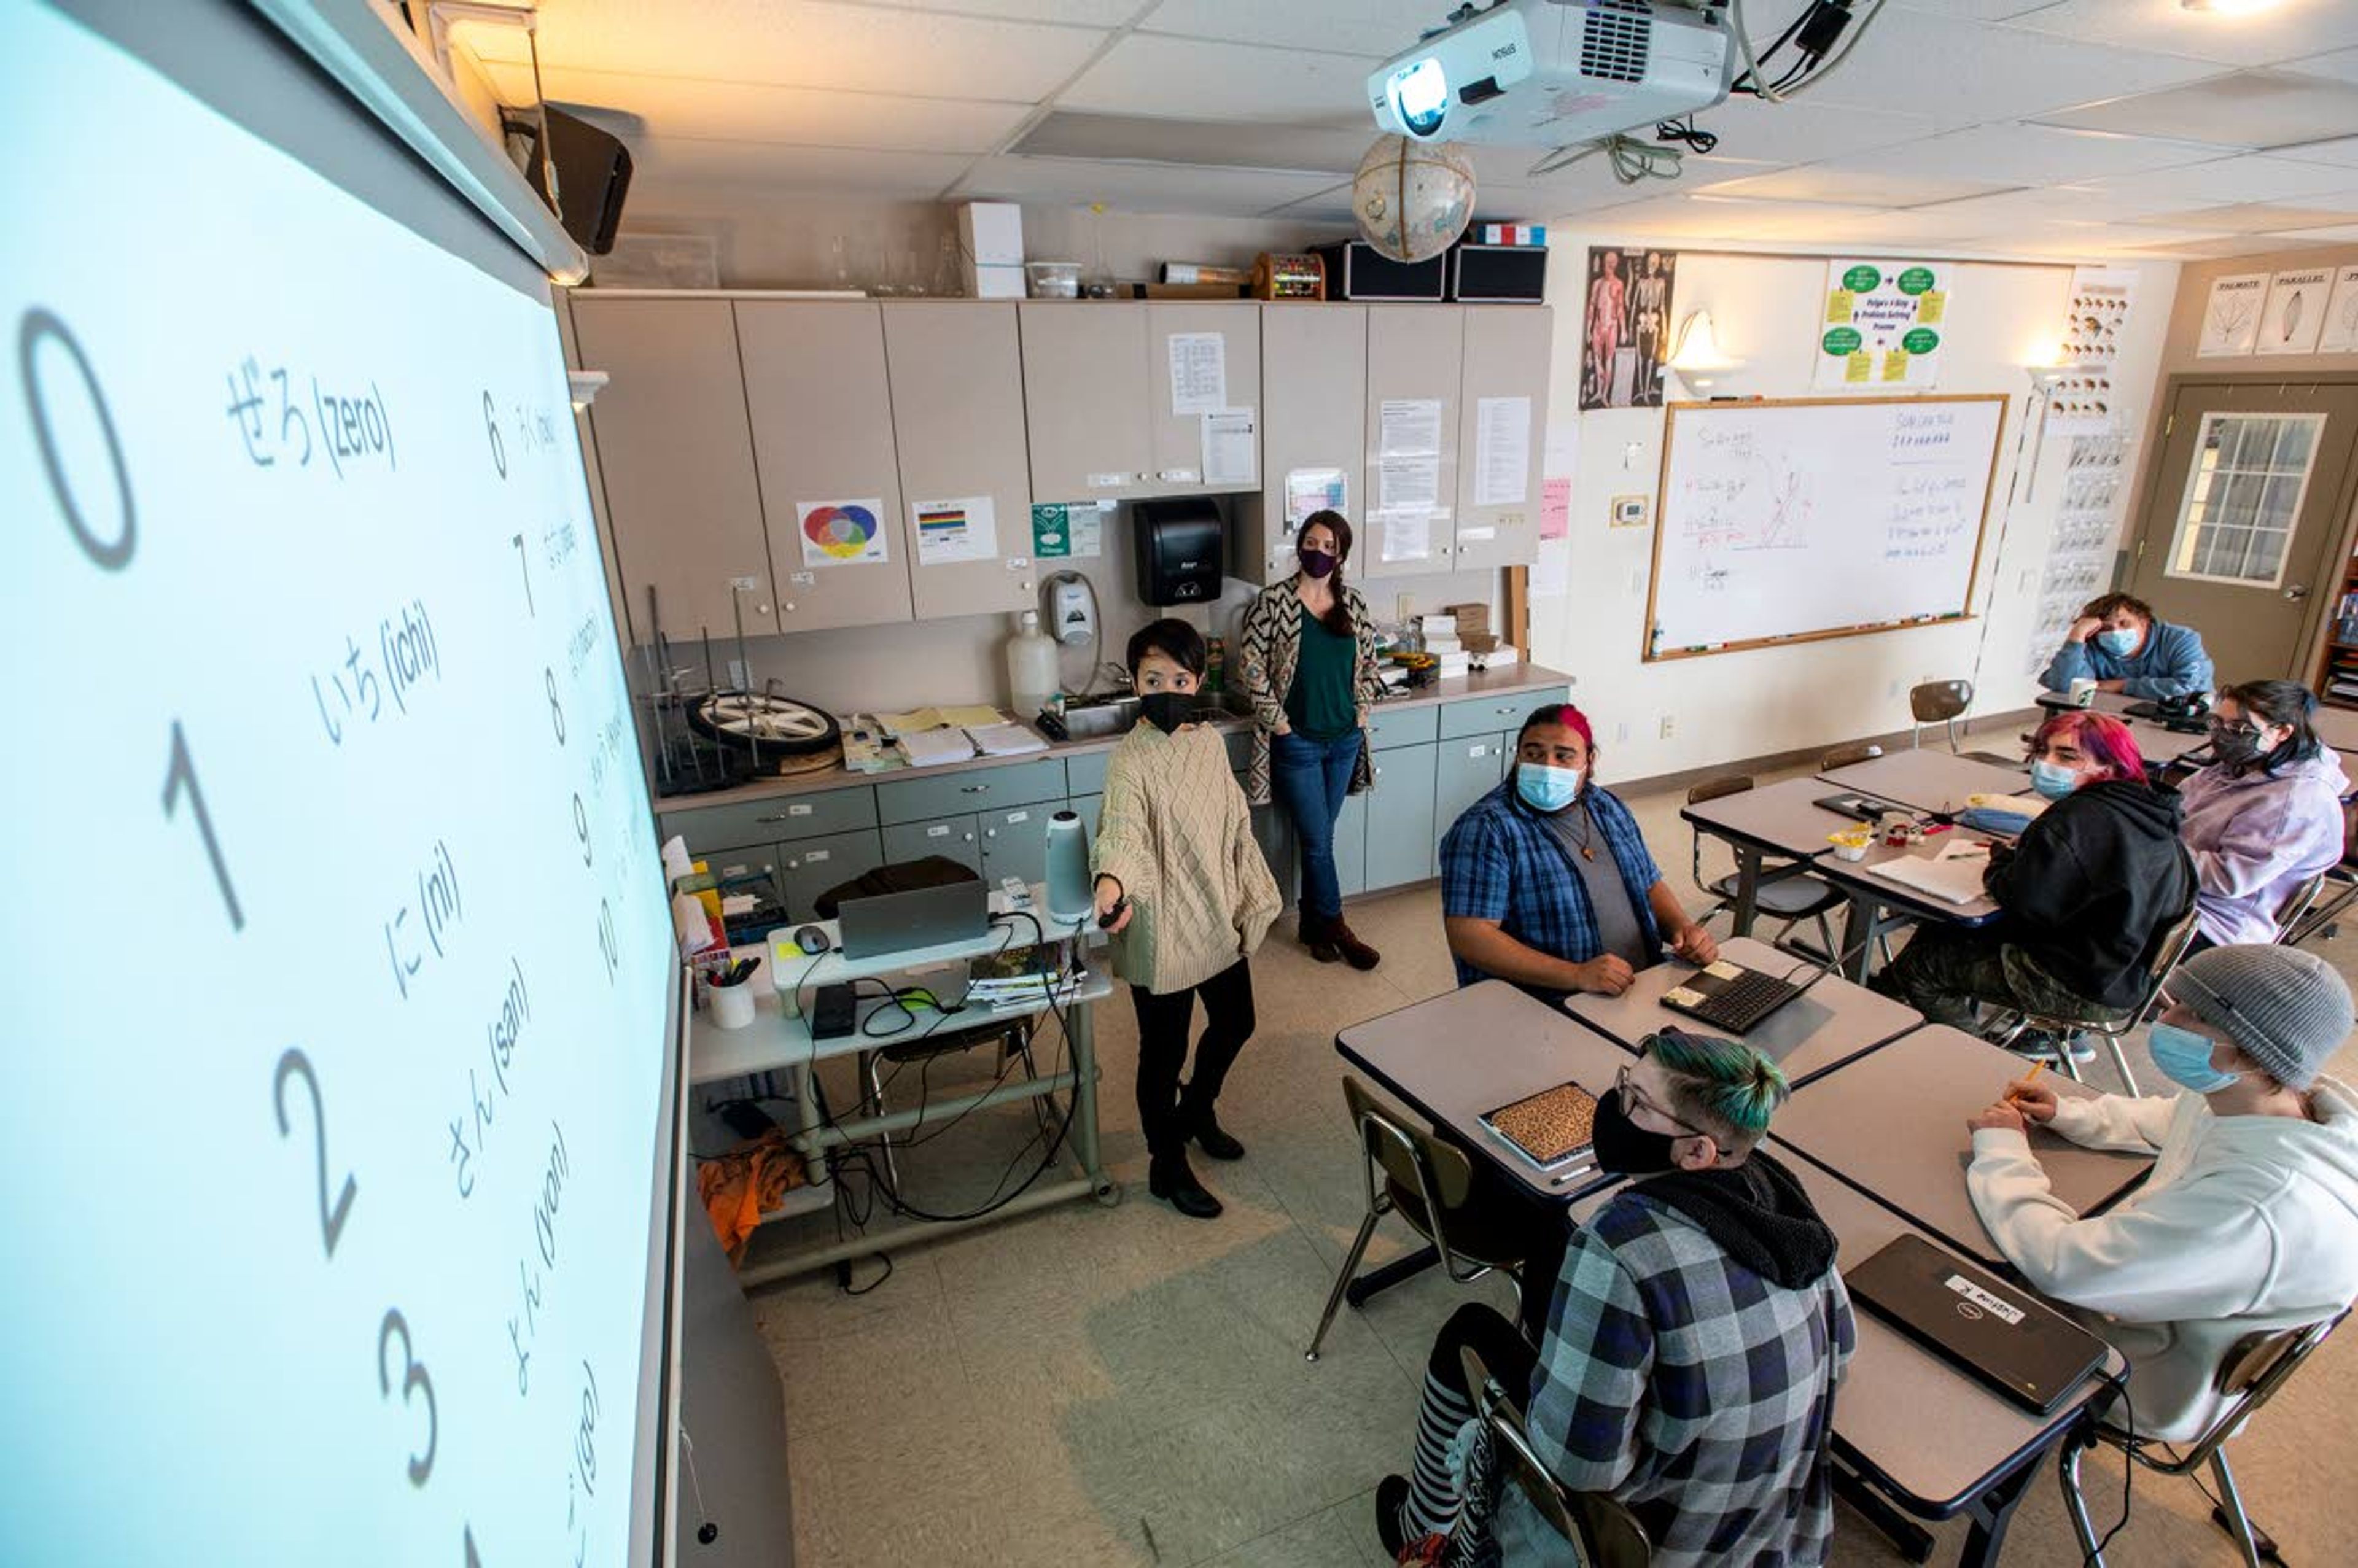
top-left (1329, 915), bottom-right (1382, 971)
top-left (1299, 910), bottom-right (1342, 963)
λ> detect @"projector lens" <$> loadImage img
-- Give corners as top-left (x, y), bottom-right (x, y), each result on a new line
top-left (1389, 58), bottom-right (1449, 138)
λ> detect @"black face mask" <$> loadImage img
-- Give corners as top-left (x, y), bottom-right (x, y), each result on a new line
top-left (1590, 1087), bottom-right (1684, 1174)
top-left (2209, 724), bottom-right (2263, 766)
top-left (1137, 691), bottom-right (1197, 735)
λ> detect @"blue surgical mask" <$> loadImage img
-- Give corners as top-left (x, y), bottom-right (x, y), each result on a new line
top-left (2029, 759), bottom-right (2083, 800)
top-left (2097, 626), bottom-right (2142, 658)
top-left (2149, 1022), bottom-right (2243, 1095)
top-left (1516, 762), bottom-right (1582, 813)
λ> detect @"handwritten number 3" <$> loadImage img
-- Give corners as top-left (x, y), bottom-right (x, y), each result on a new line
top-left (378, 1308), bottom-right (439, 1486)
top-left (273, 1047), bottom-right (356, 1258)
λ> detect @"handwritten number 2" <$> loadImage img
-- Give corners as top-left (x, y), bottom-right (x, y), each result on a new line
top-left (161, 721), bottom-right (244, 931)
top-left (273, 1047), bottom-right (356, 1258)
top-left (377, 1308), bottom-right (439, 1486)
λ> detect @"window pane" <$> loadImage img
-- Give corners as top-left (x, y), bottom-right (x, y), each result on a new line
top-left (2167, 414), bottom-right (2324, 588)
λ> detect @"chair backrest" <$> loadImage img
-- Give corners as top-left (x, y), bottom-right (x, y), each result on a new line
top-left (1460, 1343), bottom-right (1654, 1567)
top-left (1822, 743), bottom-right (1885, 770)
top-left (1686, 774), bottom-right (1754, 807)
top-left (1342, 1075), bottom-right (1474, 1210)
top-left (2141, 1310), bottom-right (2349, 1472)
top-left (2274, 873), bottom-right (2328, 941)
top-left (1910, 679), bottom-right (1974, 723)
top-left (2142, 901), bottom-right (2205, 992)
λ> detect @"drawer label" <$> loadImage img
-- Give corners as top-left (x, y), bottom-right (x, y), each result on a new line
top-left (806, 849), bottom-right (830, 863)
top-left (927, 825), bottom-right (951, 838)
top-left (1006, 810), bottom-right (1029, 823)
top-left (788, 804), bottom-right (812, 816)
top-left (1468, 744), bottom-right (1485, 757)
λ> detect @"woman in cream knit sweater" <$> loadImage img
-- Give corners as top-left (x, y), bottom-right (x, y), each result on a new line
top-left (1092, 618), bottom-right (1280, 1219)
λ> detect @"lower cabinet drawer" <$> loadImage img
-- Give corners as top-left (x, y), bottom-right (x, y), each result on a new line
top-left (882, 813), bottom-right (983, 877)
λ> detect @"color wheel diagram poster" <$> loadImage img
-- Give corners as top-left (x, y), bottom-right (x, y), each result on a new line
top-left (1814, 258), bottom-right (1948, 389)
top-left (798, 499), bottom-right (888, 567)
top-left (911, 495), bottom-right (998, 565)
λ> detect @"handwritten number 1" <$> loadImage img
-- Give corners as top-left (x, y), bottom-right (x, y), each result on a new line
top-left (161, 721), bottom-right (244, 931)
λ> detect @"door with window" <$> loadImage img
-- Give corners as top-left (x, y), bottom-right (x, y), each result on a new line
top-left (2125, 381), bottom-right (2358, 683)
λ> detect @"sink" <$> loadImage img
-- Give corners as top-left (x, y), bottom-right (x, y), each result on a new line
top-left (1059, 693), bottom-right (1140, 739)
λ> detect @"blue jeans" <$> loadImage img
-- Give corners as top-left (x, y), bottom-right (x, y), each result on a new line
top-left (1270, 729), bottom-right (1362, 920)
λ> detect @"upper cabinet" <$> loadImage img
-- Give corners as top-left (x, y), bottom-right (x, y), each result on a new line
top-left (736, 301), bottom-right (913, 635)
top-left (882, 303), bottom-right (1037, 621)
top-left (1019, 302), bottom-right (1152, 502)
top-left (1361, 305), bottom-right (1465, 581)
top-left (1145, 303), bottom-right (1261, 494)
top-left (1452, 306), bottom-right (1552, 572)
top-left (570, 296), bottom-right (776, 639)
top-left (1256, 304), bottom-right (1366, 586)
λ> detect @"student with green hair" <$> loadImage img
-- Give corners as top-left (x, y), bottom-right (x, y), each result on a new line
top-left (1376, 1031), bottom-right (1855, 1567)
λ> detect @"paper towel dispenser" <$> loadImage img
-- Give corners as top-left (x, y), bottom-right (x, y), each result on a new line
top-left (1134, 500), bottom-right (1226, 606)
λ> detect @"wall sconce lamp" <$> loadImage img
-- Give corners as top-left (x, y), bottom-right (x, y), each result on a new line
top-left (1667, 309), bottom-right (1741, 392)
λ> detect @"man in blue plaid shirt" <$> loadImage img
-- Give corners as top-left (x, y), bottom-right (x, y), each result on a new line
top-left (1439, 704), bottom-right (1719, 1003)
top-left (1378, 1031), bottom-right (1854, 1567)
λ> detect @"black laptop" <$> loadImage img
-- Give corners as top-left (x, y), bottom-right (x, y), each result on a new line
top-left (1660, 960), bottom-right (1830, 1036)
top-left (1846, 1235), bottom-right (2108, 1415)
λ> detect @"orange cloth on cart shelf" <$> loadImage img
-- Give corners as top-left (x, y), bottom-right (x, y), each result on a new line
top-left (695, 1127), bottom-right (809, 1264)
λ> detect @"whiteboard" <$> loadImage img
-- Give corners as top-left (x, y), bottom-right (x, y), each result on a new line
top-left (2, 8), bottom-right (677, 1566)
top-left (1644, 395), bottom-right (2006, 660)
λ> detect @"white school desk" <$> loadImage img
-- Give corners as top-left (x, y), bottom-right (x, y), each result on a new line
top-left (2033, 689), bottom-right (2216, 766)
top-left (1818, 750), bottom-right (2031, 817)
top-left (1769, 1025), bottom-right (2153, 1269)
top-left (1808, 834), bottom-right (2004, 982)
top-left (1783, 1149), bottom-right (2128, 1567)
top-left (1333, 980), bottom-right (1630, 1203)
top-left (688, 893), bottom-right (1116, 1285)
top-left (2309, 702), bottom-right (2358, 756)
top-left (1563, 935), bottom-right (1921, 1085)
top-left (1678, 778), bottom-right (1872, 939)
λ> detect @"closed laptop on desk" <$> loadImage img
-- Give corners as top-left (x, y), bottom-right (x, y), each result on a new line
top-left (836, 880), bottom-right (991, 961)
top-left (1848, 1235), bottom-right (2107, 1415)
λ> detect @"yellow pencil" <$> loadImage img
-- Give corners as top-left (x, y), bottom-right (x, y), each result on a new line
top-left (2007, 1059), bottom-right (2047, 1103)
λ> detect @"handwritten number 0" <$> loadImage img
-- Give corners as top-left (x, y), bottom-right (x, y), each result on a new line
top-left (377, 1308), bottom-right (439, 1486)
top-left (273, 1048), bottom-right (357, 1257)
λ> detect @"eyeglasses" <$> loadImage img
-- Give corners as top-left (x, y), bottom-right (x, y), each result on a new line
top-left (1616, 1060), bottom-right (1706, 1141)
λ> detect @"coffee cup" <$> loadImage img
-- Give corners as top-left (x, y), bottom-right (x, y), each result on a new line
top-left (2068, 677), bottom-right (2098, 708)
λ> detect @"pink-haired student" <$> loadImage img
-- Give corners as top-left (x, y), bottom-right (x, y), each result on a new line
top-left (1872, 710), bottom-right (2195, 1032)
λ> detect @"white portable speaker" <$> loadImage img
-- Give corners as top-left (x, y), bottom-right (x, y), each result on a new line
top-left (1044, 810), bottom-right (1094, 927)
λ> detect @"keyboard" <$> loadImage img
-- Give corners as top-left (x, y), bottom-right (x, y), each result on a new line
top-left (1663, 968), bottom-right (1804, 1034)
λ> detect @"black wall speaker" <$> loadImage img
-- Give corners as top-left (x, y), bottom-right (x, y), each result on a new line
top-left (508, 105), bottom-right (633, 255)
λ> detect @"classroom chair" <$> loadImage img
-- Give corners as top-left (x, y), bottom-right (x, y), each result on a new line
top-left (1685, 774), bottom-right (1848, 959)
top-left (2283, 796), bottom-right (2358, 947)
top-left (1821, 742), bottom-right (1885, 770)
top-left (1307, 1077), bottom-right (1528, 1363)
top-left (1459, 1341), bottom-right (1654, 1566)
top-left (1983, 905), bottom-right (2204, 1097)
top-left (2271, 872), bottom-right (2328, 944)
top-left (1909, 679), bottom-right (1974, 753)
top-left (2058, 1310), bottom-right (2346, 1568)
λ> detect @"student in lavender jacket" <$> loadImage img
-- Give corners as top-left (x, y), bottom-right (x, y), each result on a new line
top-left (2040, 591), bottom-right (2215, 701)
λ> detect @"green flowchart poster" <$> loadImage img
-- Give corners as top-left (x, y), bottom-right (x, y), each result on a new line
top-left (1815, 258), bottom-right (1948, 390)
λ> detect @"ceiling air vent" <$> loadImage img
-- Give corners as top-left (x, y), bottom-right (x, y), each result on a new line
top-left (1579, 0), bottom-right (1654, 85)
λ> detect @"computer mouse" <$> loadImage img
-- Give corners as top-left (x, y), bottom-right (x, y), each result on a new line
top-left (794, 924), bottom-right (831, 955)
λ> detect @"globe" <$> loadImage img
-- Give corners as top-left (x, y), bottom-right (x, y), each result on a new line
top-left (1352, 135), bottom-right (1477, 264)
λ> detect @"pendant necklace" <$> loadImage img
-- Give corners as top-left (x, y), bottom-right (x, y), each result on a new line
top-left (1567, 802), bottom-right (1597, 861)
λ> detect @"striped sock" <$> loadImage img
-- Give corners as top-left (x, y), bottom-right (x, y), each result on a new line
top-left (1403, 1368), bottom-right (1476, 1542)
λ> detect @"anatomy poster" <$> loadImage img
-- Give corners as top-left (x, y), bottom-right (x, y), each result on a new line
top-left (2260, 267), bottom-right (2333, 355)
top-left (1815, 258), bottom-right (1948, 389)
top-left (2198, 273), bottom-right (2268, 358)
top-left (1581, 246), bottom-right (1678, 410)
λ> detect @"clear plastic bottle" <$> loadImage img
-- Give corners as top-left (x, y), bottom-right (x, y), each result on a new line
top-left (1005, 609), bottom-right (1059, 722)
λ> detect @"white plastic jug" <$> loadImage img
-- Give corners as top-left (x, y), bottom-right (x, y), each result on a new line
top-left (1005, 608), bottom-right (1059, 722)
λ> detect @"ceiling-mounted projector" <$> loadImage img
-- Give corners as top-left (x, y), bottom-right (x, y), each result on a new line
top-left (1370, 0), bottom-right (1734, 149)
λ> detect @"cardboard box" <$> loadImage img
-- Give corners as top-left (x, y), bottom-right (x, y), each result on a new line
top-left (968, 262), bottom-right (1026, 300)
top-left (959, 201), bottom-right (1023, 265)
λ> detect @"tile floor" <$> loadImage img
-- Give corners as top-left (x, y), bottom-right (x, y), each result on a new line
top-left (743, 758), bottom-right (2358, 1567)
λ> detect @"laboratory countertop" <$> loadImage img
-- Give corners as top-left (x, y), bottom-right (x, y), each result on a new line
top-left (654, 662), bottom-right (1574, 814)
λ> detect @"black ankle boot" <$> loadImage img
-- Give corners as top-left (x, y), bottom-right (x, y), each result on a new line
top-left (1147, 1150), bottom-right (1223, 1219)
top-left (1184, 1098), bottom-right (1245, 1160)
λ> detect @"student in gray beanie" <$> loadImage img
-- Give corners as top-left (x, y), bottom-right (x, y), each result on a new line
top-left (1961, 943), bottom-right (2358, 1442)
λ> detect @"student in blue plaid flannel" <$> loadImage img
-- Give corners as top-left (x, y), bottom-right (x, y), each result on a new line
top-left (1377, 1031), bottom-right (1854, 1567)
top-left (1440, 704), bottom-right (1718, 1006)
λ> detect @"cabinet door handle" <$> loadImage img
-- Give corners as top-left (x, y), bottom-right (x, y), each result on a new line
top-left (960, 785), bottom-right (988, 794)
top-left (985, 829), bottom-right (997, 838)
top-left (755, 813), bottom-right (791, 823)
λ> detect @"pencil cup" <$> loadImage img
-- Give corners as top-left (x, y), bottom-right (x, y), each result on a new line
top-left (707, 976), bottom-right (757, 1031)
top-left (2069, 677), bottom-right (2097, 708)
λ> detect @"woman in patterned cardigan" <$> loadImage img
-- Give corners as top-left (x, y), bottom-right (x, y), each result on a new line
top-left (1239, 511), bottom-right (1390, 968)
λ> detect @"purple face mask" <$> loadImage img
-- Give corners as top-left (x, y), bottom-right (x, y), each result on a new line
top-left (1298, 544), bottom-right (1338, 578)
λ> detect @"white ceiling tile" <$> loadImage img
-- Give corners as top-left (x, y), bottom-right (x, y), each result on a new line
top-left (623, 140), bottom-right (977, 201)
top-left (951, 155), bottom-right (1340, 216)
top-left (1691, 166), bottom-right (2018, 207)
top-left (2275, 222), bottom-right (2358, 241)
top-left (1790, 9), bottom-right (2224, 127)
top-left (2039, 69), bottom-right (2358, 148)
top-left (2293, 47), bottom-right (2358, 85)
top-left (1056, 34), bottom-right (1382, 124)
top-left (1592, 195), bottom-right (1899, 241)
top-left (1681, 95), bottom-right (1942, 166)
top-left (2075, 153), bottom-right (2358, 204)
top-left (1907, 183), bottom-right (2185, 224)
top-left (1807, 123), bottom-right (2222, 185)
top-left (860, 0), bottom-right (1143, 21)
top-left (478, 63), bottom-right (1033, 153)
top-left (460, 0), bottom-right (1109, 102)
top-left (1137, 0), bottom-right (1448, 59)
top-left (2126, 195), bottom-right (2358, 232)
top-left (1887, 0), bottom-right (2065, 18)
top-left (1011, 112), bottom-right (1380, 174)
top-left (2003, 0), bottom-right (2358, 70)
top-left (2119, 234), bottom-right (2333, 257)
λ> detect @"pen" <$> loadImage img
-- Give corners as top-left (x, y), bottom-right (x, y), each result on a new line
top-left (1551, 1163), bottom-right (1596, 1187)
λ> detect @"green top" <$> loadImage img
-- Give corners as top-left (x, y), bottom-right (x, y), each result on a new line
top-left (1284, 601), bottom-right (1358, 740)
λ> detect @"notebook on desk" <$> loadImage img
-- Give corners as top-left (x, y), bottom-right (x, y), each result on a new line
top-left (1847, 1235), bottom-right (2107, 1416)
top-left (1864, 841), bottom-right (1993, 907)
